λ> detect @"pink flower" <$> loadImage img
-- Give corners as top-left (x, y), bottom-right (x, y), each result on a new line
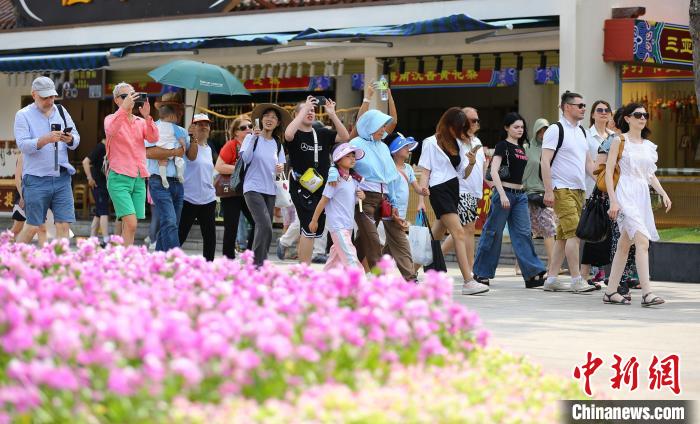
top-left (108, 367), bottom-right (141, 396)
top-left (296, 345), bottom-right (320, 363)
top-left (171, 358), bottom-right (203, 386)
top-left (476, 329), bottom-right (490, 347)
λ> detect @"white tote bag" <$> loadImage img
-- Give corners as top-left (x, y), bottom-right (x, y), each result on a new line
top-left (408, 212), bottom-right (433, 266)
top-left (275, 175), bottom-right (293, 208)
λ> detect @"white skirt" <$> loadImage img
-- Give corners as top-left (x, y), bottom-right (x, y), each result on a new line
top-left (615, 175), bottom-right (659, 242)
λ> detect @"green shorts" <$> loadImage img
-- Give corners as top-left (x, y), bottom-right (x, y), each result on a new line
top-left (553, 188), bottom-right (584, 240)
top-left (107, 171), bottom-right (146, 219)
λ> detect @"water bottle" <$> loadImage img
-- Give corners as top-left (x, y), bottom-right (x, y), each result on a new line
top-left (378, 75), bottom-right (389, 101)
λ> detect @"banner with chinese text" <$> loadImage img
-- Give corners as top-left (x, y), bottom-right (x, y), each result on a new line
top-left (621, 65), bottom-right (694, 82)
top-left (243, 76), bottom-right (333, 93)
top-left (351, 69), bottom-right (518, 90)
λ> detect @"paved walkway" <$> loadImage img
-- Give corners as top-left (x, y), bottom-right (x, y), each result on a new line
top-left (258, 254), bottom-right (700, 401)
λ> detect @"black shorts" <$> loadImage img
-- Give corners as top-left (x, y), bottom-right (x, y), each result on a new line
top-left (289, 177), bottom-right (325, 238)
top-left (92, 185), bottom-right (111, 217)
top-left (429, 177), bottom-right (459, 219)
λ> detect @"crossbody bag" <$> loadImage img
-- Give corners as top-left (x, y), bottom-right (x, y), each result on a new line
top-left (298, 129), bottom-right (324, 193)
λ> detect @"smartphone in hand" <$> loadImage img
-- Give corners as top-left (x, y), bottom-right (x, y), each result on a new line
top-left (63, 127), bottom-right (73, 134)
top-left (51, 124), bottom-right (61, 131)
top-left (315, 95), bottom-right (327, 105)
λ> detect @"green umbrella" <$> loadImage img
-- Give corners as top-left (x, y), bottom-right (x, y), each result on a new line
top-left (148, 60), bottom-right (250, 121)
top-left (148, 59), bottom-right (249, 96)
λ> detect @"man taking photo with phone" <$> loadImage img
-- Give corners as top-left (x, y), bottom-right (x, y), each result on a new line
top-left (14, 76), bottom-right (80, 243)
top-left (280, 95), bottom-right (350, 264)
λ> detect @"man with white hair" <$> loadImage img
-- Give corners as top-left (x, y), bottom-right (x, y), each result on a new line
top-left (104, 82), bottom-right (159, 246)
top-left (14, 76), bottom-right (80, 243)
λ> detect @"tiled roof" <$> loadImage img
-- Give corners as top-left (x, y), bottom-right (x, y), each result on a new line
top-left (0, 0), bottom-right (15, 31)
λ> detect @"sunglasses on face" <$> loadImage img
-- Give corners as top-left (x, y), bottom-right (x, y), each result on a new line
top-left (595, 107), bottom-right (611, 114)
top-left (630, 112), bottom-right (649, 120)
top-left (118, 93), bottom-right (129, 100)
top-left (568, 102), bottom-right (586, 109)
top-left (238, 124), bottom-right (253, 131)
top-left (470, 118), bottom-right (480, 124)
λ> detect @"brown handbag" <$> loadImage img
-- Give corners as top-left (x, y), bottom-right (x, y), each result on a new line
top-left (214, 174), bottom-right (238, 198)
top-left (593, 134), bottom-right (625, 193)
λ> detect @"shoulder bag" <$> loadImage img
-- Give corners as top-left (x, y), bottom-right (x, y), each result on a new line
top-left (593, 134), bottom-right (625, 193)
top-left (485, 145), bottom-right (510, 182)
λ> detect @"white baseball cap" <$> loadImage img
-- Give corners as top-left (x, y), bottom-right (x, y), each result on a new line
top-left (193, 113), bottom-right (212, 123)
top-left (32, 76), bottom-right (58, 97)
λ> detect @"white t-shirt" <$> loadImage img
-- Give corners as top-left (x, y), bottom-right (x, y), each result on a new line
top-left (458, 136), bottom-right (485, 197)
top-left (418, 135), bottom-right (458, 187)
top-left (322, 176), bottom-right (359, 231)
top-left (240, 134), bottom-right (286, 196)
top-left (542, 119), bottom-right (590, 190)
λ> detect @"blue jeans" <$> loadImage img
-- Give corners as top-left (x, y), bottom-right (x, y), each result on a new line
top-left (148, 203), bottom-right (160, 243)
top-left (236, 214), bottom-right (249, 247)
top-left (474, 189), bottom-right (545, 280)
top-left (148, 177), bottom-right (183, 252)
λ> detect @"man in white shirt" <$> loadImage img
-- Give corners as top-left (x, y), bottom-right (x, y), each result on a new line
top-left (540, 91), bottom-right (596, 293)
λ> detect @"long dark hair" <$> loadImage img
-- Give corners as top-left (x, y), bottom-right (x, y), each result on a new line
top-left (589, 100), bottom-right (612, 127)
top-left (618, 102), bottom-right (651, 139)
top-left (435, 107), bottom-right (469, 156)
top-left (499, 112), bottom-right (528, 146)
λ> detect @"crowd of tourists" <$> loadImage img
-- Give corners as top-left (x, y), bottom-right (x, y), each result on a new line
top-left (11, 76), bottom-right (671, 306)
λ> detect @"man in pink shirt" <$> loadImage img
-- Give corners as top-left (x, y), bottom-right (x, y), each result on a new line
top-left (104, 82), bottom-right (161, 246)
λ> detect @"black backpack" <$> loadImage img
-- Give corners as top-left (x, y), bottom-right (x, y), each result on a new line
top-left (538, 121), bottom-right (587, 179)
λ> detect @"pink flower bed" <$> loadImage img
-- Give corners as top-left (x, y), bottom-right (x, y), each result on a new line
top-left (0, 235), bottom-right (487, 422)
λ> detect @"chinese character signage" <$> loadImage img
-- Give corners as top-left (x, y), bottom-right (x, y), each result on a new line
top-left (242, 76), bottom-right (333, 93)
top-left (604, 19), bottom-right (692, 69)
top-left (14, 0), bottom-right (229, 28)
top-left (52, 70), bottom-right (105, 100)
top-left (351, 69), bottom-right (518, 90)
top-left (621, 65), bottom-right (694, 82)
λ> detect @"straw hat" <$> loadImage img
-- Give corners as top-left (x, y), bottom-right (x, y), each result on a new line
top-left (250, 103), bottom-right (292, 130)
top-left (155, 91), bottom-right (184, 110)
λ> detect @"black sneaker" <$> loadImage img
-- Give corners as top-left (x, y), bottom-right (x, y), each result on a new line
top-left (473, 275), bottom-right (490, 286)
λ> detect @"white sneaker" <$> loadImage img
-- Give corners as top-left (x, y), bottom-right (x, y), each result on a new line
top-left (572, 279), bottom-right (596, 293)
top-left (462, 280), bottom-right (489, 295)
top-left (149, 242), bottom-right (156, 251)
top-left (543, 279), bottom-right (573, 292)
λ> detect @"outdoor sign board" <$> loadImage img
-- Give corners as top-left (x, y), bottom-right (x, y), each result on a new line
top-left (14, 0), bottom-right (229, 27)
top-left (604, 19), bottom-right (692, 69)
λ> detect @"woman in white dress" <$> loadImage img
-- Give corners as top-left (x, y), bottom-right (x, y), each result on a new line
top-left (604, 103), bottom-right (672, 306)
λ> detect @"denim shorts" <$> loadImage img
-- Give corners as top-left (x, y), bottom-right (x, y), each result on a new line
top-left (92, 185), bottom-right (110, 217)
top-left (21, 171), bottom-right (75, 226)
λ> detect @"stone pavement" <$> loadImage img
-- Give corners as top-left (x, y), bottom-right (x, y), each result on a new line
top-left (259, 254), bottom-right (700, 401)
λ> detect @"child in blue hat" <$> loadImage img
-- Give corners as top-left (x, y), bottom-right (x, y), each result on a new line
top-left (385, 132), bottom-right (430, 281)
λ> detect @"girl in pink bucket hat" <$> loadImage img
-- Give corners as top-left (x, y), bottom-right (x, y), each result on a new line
top-left (309, 143), bottom-right (365, 270)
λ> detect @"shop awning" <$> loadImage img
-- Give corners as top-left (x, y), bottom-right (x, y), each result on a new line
top-left (292, 14), bottom-right (500, 40)
top-left (0, 51), bottom-right (109, 73)
top-left (110, 33), bottom-right (296, 58)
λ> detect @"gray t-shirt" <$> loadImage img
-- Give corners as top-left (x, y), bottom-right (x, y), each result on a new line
top-left (240, 134), bottom-right (285, 196)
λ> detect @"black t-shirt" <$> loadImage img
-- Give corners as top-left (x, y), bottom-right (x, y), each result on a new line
top-left (287, 127), bottom-right (337, 178)
top-left (88, 143), bottom-right (107, 188)
top-left (493, 140), bottom-right (528, 185)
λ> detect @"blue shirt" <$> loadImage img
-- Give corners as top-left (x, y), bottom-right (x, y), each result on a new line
top-left (145, 121), bottom-right (189, 177)
top-left (240, 134), bottom-right (285, 196)
top-left (14, 103), bottom-right (81, 177)
top-left (387, 163), bottom-right (416, 220)
top-left (184, 144), bottom-right (216, 205)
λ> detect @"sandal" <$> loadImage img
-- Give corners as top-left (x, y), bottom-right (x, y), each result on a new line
top-left (603, 292), bottom-right (631, 305)
top-left (617, 284), bottom-right (632, 302)
top-left (641, 293), bottom-right (665, 307)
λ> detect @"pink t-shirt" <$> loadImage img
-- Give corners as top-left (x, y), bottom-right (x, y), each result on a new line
top-left (104, 108), bottom-right (159, 178)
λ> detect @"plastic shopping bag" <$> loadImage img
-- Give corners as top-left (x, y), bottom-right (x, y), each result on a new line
top-left (409, 210), bottom-right (433, 266)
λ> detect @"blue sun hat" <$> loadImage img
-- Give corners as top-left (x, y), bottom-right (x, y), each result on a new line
top-left (388, 132), bottom-right (418, 155)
